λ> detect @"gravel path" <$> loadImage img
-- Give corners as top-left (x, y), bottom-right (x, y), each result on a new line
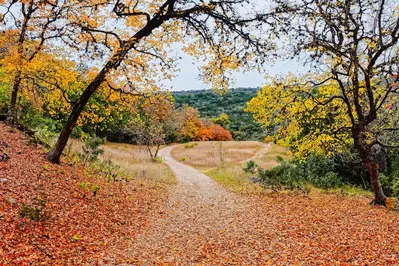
top-left (107, 145), bottom-right (399, 265)
top-left (125, 145), bottom-right (266, 265)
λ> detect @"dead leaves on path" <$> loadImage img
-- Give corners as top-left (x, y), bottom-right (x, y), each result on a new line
top-left (0, 124), bottom-right (167, 264)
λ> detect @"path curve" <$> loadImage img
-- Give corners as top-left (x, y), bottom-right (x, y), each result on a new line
top-left (118, 145), bottom-right (270, 265)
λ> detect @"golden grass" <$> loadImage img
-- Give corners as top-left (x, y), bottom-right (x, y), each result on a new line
top-left (170, 141), bottom-right (264, 170)
top-left (64, 140), bottom-right (176, 186)
top-left (170, 141), bottom-right (290, 193)
top-left (101, 142), bottom-right (176, 186)
top-left (252, 143), bottom-right (290, 170)
top-left (207, 165), bottom-right (264, 194)
top-left (172, 142), bottom-right (291, 194)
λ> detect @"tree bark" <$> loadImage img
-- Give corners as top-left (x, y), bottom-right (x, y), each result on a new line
top-left (8, 71), bottom-right (22, 124)
top-left (355, 138), bottom-right (387, 205)
top-left (47, 69), bottom-right (108, 163)
top-left (365, 159), bottom-right (387, 205)
top-left (7, 4), bottom-right (32, 124)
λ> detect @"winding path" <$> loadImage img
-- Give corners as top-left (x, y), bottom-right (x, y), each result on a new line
top-left (105, 145), bottom-right (399, 265)
top-left (123, 145), bottom-right (272, 265)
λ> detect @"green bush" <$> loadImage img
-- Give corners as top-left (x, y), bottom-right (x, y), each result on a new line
top-left (81, 136), bottom-right (105, 163)
top-left (247, 154), bottom-right (343, 191)
top-left (0, 83), bottom-right (10, 114)
top-left (19, 198), bottom-right (50, 222)
top-left (243, 160), bottom-right (258, 174)
top-left (380, 151), bottom-right (399, 197)
top-left (257, 158), bottom-right (304, 190)
top-left (298, 154), bottom-right (342, 189)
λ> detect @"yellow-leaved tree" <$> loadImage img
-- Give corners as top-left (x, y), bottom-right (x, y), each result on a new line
top-left (246, 74), bottom-right (354, 157)
top-left (251, 0), bottom-right (399, 205)
top-left (0, 1), bottom-right (67, 122)
top-left (40, 0), bottom-right (270, 163)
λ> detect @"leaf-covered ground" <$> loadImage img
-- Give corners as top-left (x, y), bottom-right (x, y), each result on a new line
top-left (0, 123), bottom-right (168, 265)
top-left (2, 124), bottom-right (399, 265)
top-left (109, 146), bottom-right (399, 265)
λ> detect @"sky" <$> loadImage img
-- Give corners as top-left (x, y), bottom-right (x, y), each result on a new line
top-left (1, 0), bottom-right (306, 92)
top-left (166, 51), bottom-right (306, 91)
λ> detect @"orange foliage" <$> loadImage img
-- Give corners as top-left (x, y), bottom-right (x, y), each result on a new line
top-left (196, 124), bottom-right (232, 141)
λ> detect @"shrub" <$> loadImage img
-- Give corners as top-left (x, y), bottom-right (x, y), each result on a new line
top-left (379, 151), bottom-right (399, 197)
top-left (79, 182), bottom-right (101, 198)
top-left (298, 154), bottom-right (342, 189)
top-left (92, 159), bottom-right (129, 182)
top-left (243, 160), bottom-right (258, 174)
top-left (247, 154), bottom-right (344, 191)
top-left (81, 136), bottom-right (105, 163)
top-left (184, 142), bottom-right (198, 149)
top-left (0, 83), bottom-right (10, 114)
top-left (258, 159), bottom-right (304, 190)
top-left (19, 198), bottom-right (50, 222)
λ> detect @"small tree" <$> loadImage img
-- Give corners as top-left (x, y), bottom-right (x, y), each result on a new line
top-left (0, 0), bottom-right (66, 123)
top-left (251, 0), bottom-right (399, 205)
top-left (124, 93), bottom-right (178, 160)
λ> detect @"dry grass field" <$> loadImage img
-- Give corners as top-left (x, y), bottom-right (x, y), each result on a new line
top-left (64, 140), bottom-right (175, 186)
top-left (101, 143), bottom-right (176, 186)
top-left (253, 143), bottom-right (290, 170)
top-left (170, 141), bottom-right (264, 170)
top-left (171, 141), bottom-right (290, 193)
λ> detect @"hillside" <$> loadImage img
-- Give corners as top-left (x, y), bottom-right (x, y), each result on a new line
top-left (173, 88), bottom-right (265, 141)
top-left (0, 123), bottom-right (169, 264)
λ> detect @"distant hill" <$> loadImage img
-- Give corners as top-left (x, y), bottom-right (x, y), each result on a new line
top-left (172, 88), bottom-right (265, 141)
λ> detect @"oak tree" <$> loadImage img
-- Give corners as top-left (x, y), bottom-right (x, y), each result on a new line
top-left (253, 0), bottom-right (399, 204)
top-left (0, 0), bottom-right (66, 123)
top-left (46, 0), bottom-right (270, 163)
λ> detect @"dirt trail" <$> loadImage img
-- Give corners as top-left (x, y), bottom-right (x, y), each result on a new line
top-left (106, 145), bottom-right (399, 265)
top-left (243, 142), bottom-right (271, 163)
top-left (117, 145), bottom-right (269, 265)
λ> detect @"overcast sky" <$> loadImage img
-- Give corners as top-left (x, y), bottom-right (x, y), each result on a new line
top-left (166, 49), bottom-right (306, 92)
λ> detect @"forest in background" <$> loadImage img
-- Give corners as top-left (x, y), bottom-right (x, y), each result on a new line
top-left (173, 88), bottom-right (265, 141)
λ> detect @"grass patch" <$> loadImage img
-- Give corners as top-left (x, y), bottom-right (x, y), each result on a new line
top-left (204, 143), bottom-right (290, 194)
top-left (312, 185), bottom-right (373, 197)
top-left (253, 144), bottom-right (290, 170)
top-left (171, 141), bottom-right (264, 170)
top-left (206, 165), bottom-right (263, 193)
top-left (101, 142), bottom-right (176, 186)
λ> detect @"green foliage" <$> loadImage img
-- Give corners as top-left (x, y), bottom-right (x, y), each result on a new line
top-left (247, 155), bottom-right (344, 191)
top-left (299, 155), bottom-right (342, 189)
top-left (173, 88), bottom-right (265, 141)
top-left (79, 182), bottom-right (91, 191)
top-left (72, 234), bottom-right (81, 241)
top-left (19, 197), bottom-right (50, 222)
top-left (153, 156), bottom-right (164, 163)
top-left (243, 160), bottom-right (258, 174)
top-left (81, 136), bottom-right (105, 163)
top-left (0, 83), bottom-right (10, 114)
top-left (184, 142), bottom-right (198, 149)
top-left (79, 182), bottom-right (101, 197)
top-left (91, 159), bottom-right (129, 183)
top-left (257, 159), bottom-right (305, 190)
top-left (380, 151), bottom-right (399, 198)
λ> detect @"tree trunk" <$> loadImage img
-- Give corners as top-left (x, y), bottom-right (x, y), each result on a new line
top-left (8, 70), bottom-right (22, 124)
top-left (47, 69), bottom-right (107, 163)
top-left (355, 140), bottom-right (387, 205)
top-left (47, 14), bottom-right (165, 163)
top-left (146, 145), bottom-right (154, 159)
top-left (8, 7), bottom-right (31, 124)
top-left (363, 157), bottom-right (387, 205)
top-left (154, 144), bottom-right (160, 158)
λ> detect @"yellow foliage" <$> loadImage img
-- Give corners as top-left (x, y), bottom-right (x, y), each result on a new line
top-left (246, 73), bottom-right (353, 158)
